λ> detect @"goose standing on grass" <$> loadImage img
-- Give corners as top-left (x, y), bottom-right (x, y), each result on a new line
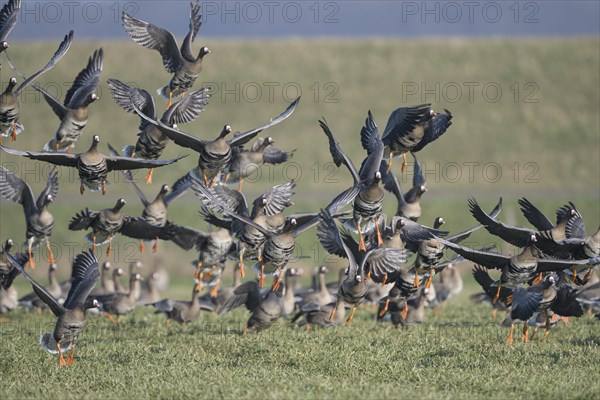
top-left (107, 78), bottom-right (209, 183)
top-left (0, 30), bottom-right (73, 143)
top-left (94, 271), bottom-right (143, 323)
top-left (90, 261), bottom-right (115, 296)
top-left (68, 198), bottom-right (177, 256)
top-left (122, 1), bottom-right (209, 108)
top-left (135, 97), bottom-right (300, 187)
top-left (150, 280), bottom-right (215, 324)
top-left (381, 104), bottom-right (452, 173)
top-left (0, 166), bottom-right (58, 268)
top-left (5, 248), bottom-right (99, 367)
top-left (34, 48), bottom-right (103, 152)
top-left (0, 0), bottom-right (21, 66)
top-left (0, 135), bottom-right (185, 195)
top-left (297, 266), bottom-right (334, 308)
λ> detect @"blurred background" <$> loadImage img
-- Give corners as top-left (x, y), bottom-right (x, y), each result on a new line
top-left (1, 1), bottom-right (598, 295)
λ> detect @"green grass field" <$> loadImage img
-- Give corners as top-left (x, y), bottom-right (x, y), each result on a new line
top-left (0, 37), bottom-right (599, 399)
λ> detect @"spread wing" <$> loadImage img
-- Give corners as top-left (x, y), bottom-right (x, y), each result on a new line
top-left (36, 167), bottom-right (59, 210)
top-left (0, 145), bottom-right (79, 167)
top-left (64, 250), bottom-right (100, 309)
top-left (412, 109), bottom-right (453, 153)
top-left (518, 198), bottom-right (554, 231)
top-left (438, 238), bottom-right (510, 270)
top-left (107, 78), bottom-right (156, 131)
top-left (218, 280), bottom-right (261, 315)
top-left (0, 165), bottom-right (37, 215)
top-left (5, 251), bottom-right (64, 316)
top-left (122, 12), bottom-right (183, 73)
top-left (163, 87), bottom-right (210, 125)
top-left (13, 30), bottom-right (73, 95)
top-left (379, 160), bottom-right (406, 210)
top-left (228, 97), bottom-right (300, 147)
top-left (68, 208), bottom-right (99, 231)
top-left (164, 171), bottom-right (195, 205)
top-left (510, 285), bottom-right (544, 321)
top-left (381, 104), bottom-right (431, 146)
top-left (319, 117), bottom-right (359, 184)
top-left (134, 103), bottom-right (209, 152)
top-left (0, 0), bottom-right (20, 42)
top-left (105, 154), bottom-right (186, 172)
top-left (565, 211), bottom-right (587, 239)
top-left (468, 197), bottom-right (534, 248)
top-left (358, 111), bottom-right (384, 183)
top-left (180, 0), bottom-right (202, 61)
top-left (252, 181), bottom-right (295, 217)
top-left (120, 218), bottom-right (178, 241)
top-left (32, 83), bottom-right (68, 119)
top-left (64, 48), bottom-right (103, 108)
top-left (550, 285), bottom-right (584, 317)
top-left (262, 145), bottom-right (294, 165)
top-left (447, 197), bottom-right (503, 243)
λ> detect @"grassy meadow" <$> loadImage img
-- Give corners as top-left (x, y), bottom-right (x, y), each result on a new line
top-left (0, 37), bottom-right (599, 399)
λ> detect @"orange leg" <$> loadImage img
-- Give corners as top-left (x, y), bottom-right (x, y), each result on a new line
top-left (57, 342), bottom-right (67, 367)
top-left (103, 312), bottom-right (118, 324)
top-left (521, 323), bottom-right (529, 343)
top-left (401, 152), bottom-right (408, 173)
top-left (381, 273), bottom-right (388, 286)
top-left (208, 176), bottom-right (216, 188)
top-left (66, 341), bottom-right (75, 365)
top-left (91, 235), bottom-right (97, 254)
top-left (272, 274), bottom-right (282, 291)
top-left (365, 271), bottom-right (371, 283)
top-left (101, 180), bottom-right (107, 195)
top-left (532, 273), bottom-right (543, 285)
top-left (492, 284), bottom-right (502, 304)
top-left (259, 263), bottom-right (265, 288)
top-left (542, 310), bottom-right (552, 342)
top-left (80, 184), bottom-right (85, 195)
top-left (166, 319), bottom-right (171, 326)
top-left (345, 306), bottom-right (357, 327)
top-left (106, 235), bottom-right (113, 257)
top-left (375, 222), bottom-right (383, 248)
top-left (357, 224), bottom-right (366, 252)
top-left (28, 247), bottom-right (35, 269)
top-left (66, 144), bottom-right (72, 154)
top-left (379, 298), bottom-right (390, 317)
top-left (306, 324), bottom-right (312, 332)
top-left (242, 326), bottom-right (249, 335)
top-left (194, 262), bottom-right (203, 280)
top-left (55, 143), bottom-right (60, 151)
top-left (203, 173), bottom-right (209, 187)
top-left (210, 277), bottom-right (220, 298)
top-left (507, 323), bottom-right (514, 345)
top-left (238, 179), bottom-right (244, 193)
top-left (145, 169), bottom-right (153, 185)
top-left (167, 92), bottom-right (173, 109)
top-left (425, 270), bottom-right (434, 288)
top-left (491, 308), bottom-right (497, 322)
top-left (386, 151), bottom-right (394, 173)
top-left (571, 267), bottom-right (577, 283)
top-left (413, 270), bottom-right (420, 287)
top-left (139, 240), bottom-right (145, 253)
top-left (329, 301), bottom-right (339, 321)
top-left (401, 301), bottom-right (408, 320)
top-left (46, 242), bottom-right (55, 264)
top-left (11, 123), bottom-right (17, 141)
top-left (152, 238), bottom-right (159, 253)
top-left (582, 268), bottom-right (593, 284)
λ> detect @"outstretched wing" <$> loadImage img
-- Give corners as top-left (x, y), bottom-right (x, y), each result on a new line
top-left (64, 48), bottom-right (103, 108)
top-left (218, 280), bottom-right (261, 315)
top-left (381, 104), bottom-right (431, 146)
top-left (518, 198), bottom-right (554, 231)
top-left (163, 87), bottom-right (210, 125)
top-left (4, 251), bottom-right (64, 316)
top-left (180, 0), bottom-right (202, 61)
top-left (105, 154), bottom-right (186, 172)
top-left (64, 250), bottom-right (100, 309)
top-left (14, 30), bottom-right (74, 95)
top-left (438, 238), bottom-right (510, 270)
top-left (107, 78), bottom-right (156, 131)
top-left (32, 83), bottom-right (68, 119)
top-left (68, 208), bottom-right (99, 231)
top-left (36, 167), bottom-right (59, 210)
top-left (411, 109), bottom-right (453, 153)
top-left (0, 145), bottom-right (78, 167)
top-left (0, 0), bottom-right (21, 42)
top-left (228, 97), bottom-right (300, 147)
top-left (468, 197), bottom-right (533, 248)
top-left (122, 12), bottom-right (183, 73)
top-left (0, 165), bottom-right (37, 216)
top-left (510, 285), bottom-right (543, 321)
top-left (447, 198), bottom-right (503, 243)
top-left (319, 118), bottom-right (359, 184)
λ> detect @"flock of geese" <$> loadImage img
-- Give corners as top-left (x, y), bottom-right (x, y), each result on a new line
top-left (0, 0), bottom-right (598, 367)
